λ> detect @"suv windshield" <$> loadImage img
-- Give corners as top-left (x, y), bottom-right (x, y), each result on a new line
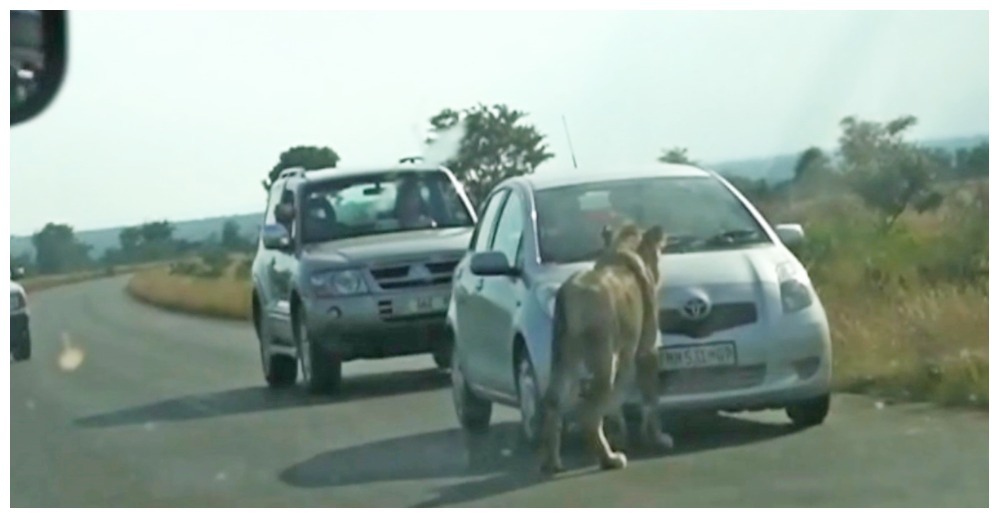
top-left (300, 170), bottom-right (473, 244)
top-left (535, 176), bottom-right (770, 263)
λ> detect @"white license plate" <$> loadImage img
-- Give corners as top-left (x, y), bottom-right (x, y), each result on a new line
top-left (406, 295), bottom-right (448, 314)
top-left (660, 342), bottom-right (737, 370)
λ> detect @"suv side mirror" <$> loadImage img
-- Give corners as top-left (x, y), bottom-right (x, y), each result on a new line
top-left (10, 266), bottom-right (26, 281)
top-left (470, 251), bottom-right (518, 277)
top-left (774, 223), bottom-right (805, 248)
top-left (261, 224), bottom-right (292, 250)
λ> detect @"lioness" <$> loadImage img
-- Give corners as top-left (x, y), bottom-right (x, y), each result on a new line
top-left (539, 223), bottom-right (672, 474)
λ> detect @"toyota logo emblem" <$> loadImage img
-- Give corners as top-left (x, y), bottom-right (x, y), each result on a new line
top-left (681, 297), bottom-right (711, 320)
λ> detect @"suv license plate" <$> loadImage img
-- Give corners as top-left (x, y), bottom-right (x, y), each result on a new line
top-left (407, 296), bottom-right (447, 314)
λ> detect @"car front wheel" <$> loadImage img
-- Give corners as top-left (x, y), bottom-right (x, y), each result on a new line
top-left (295, 308), bottom-right (342, 395)
top-left (786, 394), bottom-right (831, 427)
top-left (516, 355), bottom-right (544, 445)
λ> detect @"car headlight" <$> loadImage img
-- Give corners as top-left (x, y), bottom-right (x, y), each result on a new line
top-left (309, 269), bottom-right (369, 297)
top-left (777, 261), bottom-right (813, 313)
top-left (10, 292), bottom-right (26, 313)
top-left (535, 284), bottom-right (560, 317)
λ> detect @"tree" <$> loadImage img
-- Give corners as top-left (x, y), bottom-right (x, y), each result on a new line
top-left (837, 115), bottom-right (943, 229)
top-left (31, 223), bottom-right (92, 274)
top-left (118, 226), bottom-right (142, 252)
top-left (265, 146), bottom-right (341, 190)
top-left (793, 146), bottom-right (831, 182)
top-left (138, 220), bottom-right (175, 243)
top-left (427, 103), bottom-right (554, 205)
top-left (658, 147), bottom-right (696, 165)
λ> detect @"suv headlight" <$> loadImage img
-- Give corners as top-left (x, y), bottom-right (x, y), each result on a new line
top-left (309, 269), bottom-right (369, 297)
top-left (10, 292), bottom-right (26, 313)
top-left (777, 261), bottom-right (813, 313)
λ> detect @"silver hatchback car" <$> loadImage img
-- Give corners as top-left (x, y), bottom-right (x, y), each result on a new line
top-left (446, 164), bottom-right (833, 442)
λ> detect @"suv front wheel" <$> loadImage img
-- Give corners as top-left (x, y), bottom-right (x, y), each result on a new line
top-left (294, 307), bottom-right (342, 394)
top-left (258, 315), bottom-right (296, 388)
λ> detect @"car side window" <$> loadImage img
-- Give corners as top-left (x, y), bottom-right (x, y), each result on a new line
top-left (470, 190), bottom-right (509, 252)
top-left (490, 191), bottom-right (525, 264)
top-left (279, 186), bottom-right (298, 241)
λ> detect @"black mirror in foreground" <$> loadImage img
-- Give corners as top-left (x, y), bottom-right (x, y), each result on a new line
top-left (469, 251), bottom-right (519, 277)
top-left (11, 10), bottom-right (68, 126)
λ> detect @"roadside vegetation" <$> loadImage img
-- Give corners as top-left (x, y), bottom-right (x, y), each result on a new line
top-left (124, 111), bottom-right (987, 410)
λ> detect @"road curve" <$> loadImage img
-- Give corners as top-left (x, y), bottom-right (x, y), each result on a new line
top-left (10, 276), bottom-right (989, 507)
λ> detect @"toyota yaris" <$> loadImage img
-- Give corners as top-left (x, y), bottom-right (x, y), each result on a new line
top-left (446, 164), bottom-right (833, 442)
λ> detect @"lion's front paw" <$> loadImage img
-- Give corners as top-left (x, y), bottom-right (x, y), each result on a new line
top-left (600, 451), bottom-right (628, 470)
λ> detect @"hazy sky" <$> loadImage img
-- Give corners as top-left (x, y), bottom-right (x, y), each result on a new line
top-left (9, 10), bottom-right (988, 235)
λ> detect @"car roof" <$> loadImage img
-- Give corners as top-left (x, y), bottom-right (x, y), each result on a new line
top-left (296, 163), bottom-right (450, 184)
top-left (518, 163), bottom-right (714, 191)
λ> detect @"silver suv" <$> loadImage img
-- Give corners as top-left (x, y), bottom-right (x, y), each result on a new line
top-left (251, 164), bottom-right (478, 393)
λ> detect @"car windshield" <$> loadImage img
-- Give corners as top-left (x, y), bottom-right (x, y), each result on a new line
top-left (535, 176), bottom-right (770, 263)
top-left (300, 170), bottom-right (474, 243)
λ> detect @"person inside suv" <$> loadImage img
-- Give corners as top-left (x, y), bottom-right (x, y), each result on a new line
top-left (395, 177), bottom-right (437, 230)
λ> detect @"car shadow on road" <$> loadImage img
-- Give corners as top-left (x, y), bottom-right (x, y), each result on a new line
top-left (279, 412), bottom-right (798, 507)
top-left (73, 368), bottom-right (450, 428)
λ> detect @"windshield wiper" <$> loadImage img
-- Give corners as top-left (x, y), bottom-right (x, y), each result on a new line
top-left (700, 228), bottom-right (766, 248)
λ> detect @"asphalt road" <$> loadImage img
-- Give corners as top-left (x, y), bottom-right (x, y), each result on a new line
top-left (10, 276), bottom-right (989, 507)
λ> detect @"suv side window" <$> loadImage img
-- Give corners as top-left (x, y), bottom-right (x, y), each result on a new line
top-left (470, 190), bottom-right (509, 252)
top-left (490, 190), bottom-right (525, 265)
top-left (263, 180), bottom-right (286, 226)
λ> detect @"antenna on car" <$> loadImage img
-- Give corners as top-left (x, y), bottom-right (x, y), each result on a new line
top-left (561, 115), bottom-right (578, 169)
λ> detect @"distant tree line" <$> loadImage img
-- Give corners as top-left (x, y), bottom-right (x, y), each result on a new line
top-left (11, 219), bottom-right (258, 277)
top-left (661, 115), bottom-right (988, 230)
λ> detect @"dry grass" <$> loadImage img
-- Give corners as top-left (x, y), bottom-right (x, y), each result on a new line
top-left (822, 283), bottom-right (988, 409)
top-left (18, 262), bottom-right (169, 293)
top-left (126, 267), bottom-right (252, 321)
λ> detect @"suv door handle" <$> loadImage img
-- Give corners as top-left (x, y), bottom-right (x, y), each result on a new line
top-left (475, 279), bottom-right (484, 292)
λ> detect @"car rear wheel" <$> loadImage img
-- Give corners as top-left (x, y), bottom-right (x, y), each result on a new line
top-left (432, 343), bottom-right (452, 371)
top-left (451, 349), bottom-right (491, 432)
top-left (295, 308), bottom-right (342, 395)
top-left (786, 394), bottom-right (830, 427)
top-left (516, 355), bottom-right (543, 445)
top-left (258, 316), bottom-right (296, 388)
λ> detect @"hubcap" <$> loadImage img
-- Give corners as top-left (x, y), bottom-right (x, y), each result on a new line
top-left (518, 360), bottom-right (538, 440)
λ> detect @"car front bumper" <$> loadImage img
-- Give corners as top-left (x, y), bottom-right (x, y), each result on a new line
top-left (303, 287), bottom-right (452, 361)
top-left (623, 304), bottom-right (833, 413)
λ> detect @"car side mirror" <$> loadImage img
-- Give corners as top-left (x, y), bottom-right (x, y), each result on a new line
top-left (11, 11), bottom-right (68, 126)
top-left (774, 223), bottom-right (805, 248)
top-left (261, 224), bottom-right (292, 250)
top-left (469, 251), bottom-right (519, 277)
top-left (10, 266), bottom-right (26, 281)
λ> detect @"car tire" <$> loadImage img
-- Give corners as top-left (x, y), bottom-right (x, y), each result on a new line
top-left (295, 307), bottom-right (342, 395)
top-left (786, 393), bottom-right (831, 427)
top-left (11, 341), bottom-right (31, 362)
top-left (257, 316), bottom-right (296, 388)
top-left (516, 354), bottom-right (544, 446)
top-left (451, 348), bottom-right (491, 432)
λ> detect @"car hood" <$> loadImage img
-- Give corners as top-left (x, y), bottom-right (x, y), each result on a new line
top-left (531, 245), bottom-right (798, 305)
top-left (302, 227), bottom-right (474, 266)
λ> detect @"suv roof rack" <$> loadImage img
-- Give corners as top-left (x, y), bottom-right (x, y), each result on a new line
top-left (277, 166), bottom-right (307, 180)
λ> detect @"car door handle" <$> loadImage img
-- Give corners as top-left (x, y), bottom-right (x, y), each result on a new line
top-left (475, 279), bottom-right (484, 292)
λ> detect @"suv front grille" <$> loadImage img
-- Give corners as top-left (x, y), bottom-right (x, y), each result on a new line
top-left (659, 302), bottom-right (758, 338)
top-left (370, 260), bottom-right (459, 291)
